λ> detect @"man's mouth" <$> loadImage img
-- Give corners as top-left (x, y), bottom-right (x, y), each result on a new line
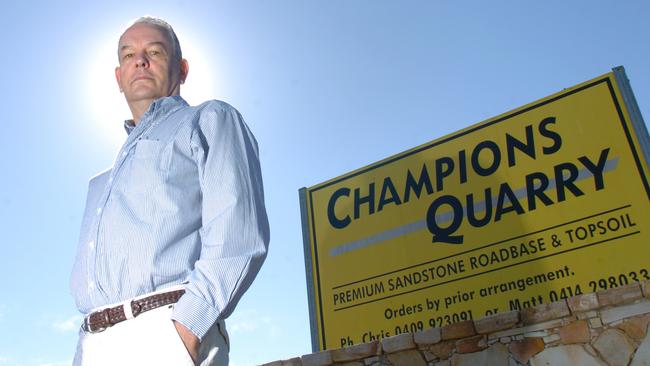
top-left (132, 76), bottom-right (153, 83)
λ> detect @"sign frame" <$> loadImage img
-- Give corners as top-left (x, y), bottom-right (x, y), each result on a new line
top-left (300, 66), bottom-right (649, 352)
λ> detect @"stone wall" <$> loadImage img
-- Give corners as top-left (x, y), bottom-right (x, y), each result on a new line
top-left (262, 281), bottom-right (650, 365)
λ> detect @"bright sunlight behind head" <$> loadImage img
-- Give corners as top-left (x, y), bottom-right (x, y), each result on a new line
top-left (86, 25), bottom-right (218, 148)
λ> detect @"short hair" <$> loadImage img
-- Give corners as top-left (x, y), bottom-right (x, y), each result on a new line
top-left (119, 16), bottom-right (182, 61)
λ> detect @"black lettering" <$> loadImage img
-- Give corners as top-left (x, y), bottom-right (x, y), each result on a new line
top-left (525, 172), bottom-right (553, 211)
top-left (495, 182), bottom-right (524, 221)
top-left (471, 140), bottom-right (501, 176)
top-left (378, 177), bottom-right (402, 212)
top-left (403, 165), bottom-right (433, 203)
top-left (354, 183), bottom-right (375, 219)
top-left (426, 195), bottom-right (464, 244)
top-left (554, 163), bottom-right (584, 202)
top-left (435, 157), bottom-right (454, 191)
top-left (506, 124), bottom-right (535, 167)
top-left (467, 188), bottom-right (492, 227)
top-left (328, 187), bottom-right (351, 229)
top-left (539, 117), bottom-right (562, 154)
top-left (578, 148), bottom-right (610, 190)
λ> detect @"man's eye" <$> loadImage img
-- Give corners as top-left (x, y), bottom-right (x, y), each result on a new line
top-left (149, 50), bottom-right (160, 56)
top-left (123, 54), bottom-right (134, 60)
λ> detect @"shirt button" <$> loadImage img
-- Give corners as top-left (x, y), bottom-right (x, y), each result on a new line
top-left (122, 151), bottom-right (128, 157)
top-left (108, 177), bottom-right (114, 183)
top-left (88, 241), bottom-right (95, 249)
top-left (88, 282), bottom-right (95, 290)
top-left (96, 207), bottom-right (102, 215)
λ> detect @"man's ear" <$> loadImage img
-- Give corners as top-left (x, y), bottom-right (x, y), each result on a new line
top-left (115, 66), bottom-right (123, 92)
top-left (180, 59), bottom-right (189, 84)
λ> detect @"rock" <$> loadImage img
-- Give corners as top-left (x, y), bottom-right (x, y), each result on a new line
top-left (415, 327), bottom-right (442, 345)
top-left (386, 350), bottom-right (427, 366)
top-left (559, 320), bottom-right (591, 344)
top-left (441, 320), bottom-right (475, 340)
top-left (382, 333), bottom-right (415, 353)
top-left (489, 319), bottom-right (564, 340)
top-left (631, 321), bottom-right (650, 366)
top-left (508, 337), bottom-right (545, 364)
top-left (301, 350), bottom-right (332, 366)
top-left (530, 345), bottom-right (606, 366)
top-left (618, 314), bottom-right (650, 342)
top-left (262, 357), bottom-right (302, 366)
top-left (598, 283), bottom-right (643, 307)
top-left (427, 341), bottom-right (455, 360)
top-left (642, 280), bottom-right (650, 299)
top-left (331, 341), bottom-right (380, 362)
top-left (601, 300), bottom-right (650, 324)
top-left (542, 334), bottom-right (561, 344)
top-left (567, 293), bottom-right (599, 313)
top-left (592, 329), bottom-right (635, 366)
top-left (450, 343), bottom-right (508, 366)
top-left (455, 335), bottom-right (487, 353)
top-left (521, 301), bottom-right (570, 325)
top-left (474, 311), bottom-right (519, 334)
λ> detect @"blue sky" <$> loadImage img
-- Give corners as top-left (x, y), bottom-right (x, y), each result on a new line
top-left (0, 1), bottom-right (648, 365)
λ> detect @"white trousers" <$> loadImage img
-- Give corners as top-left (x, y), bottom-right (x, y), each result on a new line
top-left (73, 302), bottom-right (229, 365)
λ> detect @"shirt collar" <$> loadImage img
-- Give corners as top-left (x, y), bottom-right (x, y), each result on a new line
top-left (123, 96), bottom-right (189, 135)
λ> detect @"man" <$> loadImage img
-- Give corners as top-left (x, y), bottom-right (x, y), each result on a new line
top-left (71, 16), bottom-right (269, 365)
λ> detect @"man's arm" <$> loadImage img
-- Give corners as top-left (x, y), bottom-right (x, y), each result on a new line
top-left (171, 101), bottom-right (270, 342)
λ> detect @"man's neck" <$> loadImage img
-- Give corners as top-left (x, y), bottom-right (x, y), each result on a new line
top-left (128, 98), bottom-right (156, 125)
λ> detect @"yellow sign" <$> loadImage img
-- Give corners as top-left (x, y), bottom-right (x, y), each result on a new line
top-left (300, 68), bottom-right (650, 351)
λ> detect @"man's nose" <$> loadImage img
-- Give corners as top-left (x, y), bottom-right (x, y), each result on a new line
top-left (135, 53), bottom-right (149, 68)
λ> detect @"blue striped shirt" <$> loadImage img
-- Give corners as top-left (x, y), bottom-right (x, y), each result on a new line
top-left (70, 96), bottom-right (269, 339)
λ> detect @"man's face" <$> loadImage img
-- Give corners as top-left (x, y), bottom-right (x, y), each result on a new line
top-left (115, 23), bottom-right (187, 103)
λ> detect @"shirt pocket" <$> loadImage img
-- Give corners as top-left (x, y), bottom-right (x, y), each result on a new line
top-left (126, 139), bottom-right (169, 194)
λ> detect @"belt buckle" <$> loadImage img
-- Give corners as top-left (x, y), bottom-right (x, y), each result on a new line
top-left (83, 308), bottom-right (111, 333)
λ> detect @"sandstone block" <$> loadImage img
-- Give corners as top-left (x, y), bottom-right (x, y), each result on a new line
top-left (530, 345), bottom-right (606, 366)
top-left (631, 322), bottom-right (650, 366)
top-left (474, 311), bottom-right (519, 334)
top-left (382, 333), bottom-right (415, 353)
top-left (301, 350), bottom-right (332, 366)
top-left (331, 341), bottom-right (380, 362)
top-left (521, 301), bottom-right (570, 325)
top-left (589, 316), bottom-right (603, 328)
top-left (598, 283), bottom-right (643, 307)
top-left (642, 280), bottom-right (650, 298)
top-left (488, 319), bottom-right (564, 340)
top-left (523, 331), bottom-right (548, 338)
top-left (441, 320), bottom-right (475, 340)
top-left (508, 337), bottom-right (545, 364)
top-left (455, 335), bottom-right (487, 354)
top-left (618, 314), bottom-right (650, 341)
top-left (427, 341), bottom-right (455, 360)
top-left (593, 329), bottom-right (635, 366)
top-left (415, 327), bottom-right (442, 345)
top-left (601, 300), bottom-right (650, 324)
top-left (567, 293), bottom-right (599, 313)
top-left (262, 358), bottom-right (302, 366)
top-left (386, 349), bottom-right (426, 366)
top-left (542, 333), bottom-right (561, 344)
top-left (559, 320), bottom-right (590, 344)
top-left (422, 350), bottom-right (437, 362)
top-left (337, 362), bottom-right (364, 366)
top-left (450, 343), bottom-right (508, 366)
top-left (363, 356), bottom-right (380, 365)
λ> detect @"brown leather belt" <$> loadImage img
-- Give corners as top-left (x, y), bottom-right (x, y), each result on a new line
top-left (82, 289), bottom-right (185, 333)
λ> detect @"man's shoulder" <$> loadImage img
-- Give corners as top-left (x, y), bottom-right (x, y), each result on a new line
top-left (89, 167), bottom-right (111, 183)
top-left (192, 99), bottom-right (238, 113)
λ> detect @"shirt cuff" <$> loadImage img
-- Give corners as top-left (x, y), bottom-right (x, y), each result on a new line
top-left (171, 289), bottom-right (221, 340)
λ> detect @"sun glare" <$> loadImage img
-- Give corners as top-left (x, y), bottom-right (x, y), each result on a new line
top-left (86, 30), bottom-right (219, 149)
